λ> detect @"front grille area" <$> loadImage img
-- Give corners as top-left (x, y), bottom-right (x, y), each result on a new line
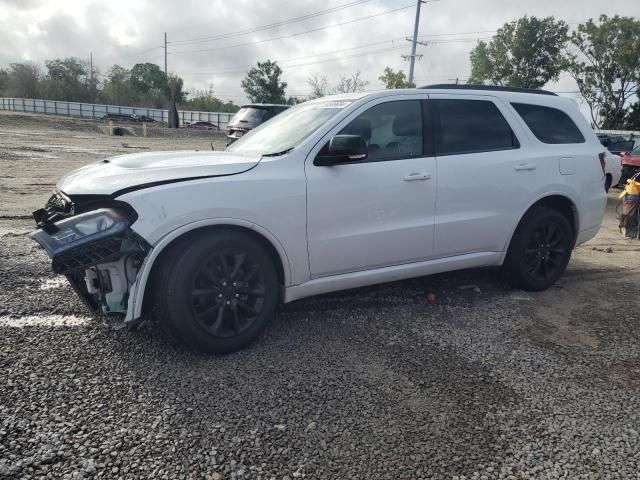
top-left (52, 237), bottom-right (124, 274)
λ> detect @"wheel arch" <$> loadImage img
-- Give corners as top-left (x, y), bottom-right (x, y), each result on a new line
top-left (501, 193), bottom-right (579, 263)
top-left (127, 219), bottom-right (292, 322)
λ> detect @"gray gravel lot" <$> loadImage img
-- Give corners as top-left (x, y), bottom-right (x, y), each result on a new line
top-left (1, 113), bottom-right (640, 479)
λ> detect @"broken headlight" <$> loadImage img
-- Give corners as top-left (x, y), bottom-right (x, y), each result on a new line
top-left (31, 208), bottom-right (130, 258)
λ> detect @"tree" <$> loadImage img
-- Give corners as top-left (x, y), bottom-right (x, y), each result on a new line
top-left (43, 57), bottom-right (94, 101)
top-left (130, 63), bottom-right (168, 95)
top-left (627, 100), bottom-right (640, 130)
top-left (99, 65), bottom-right (136, 105)
top-left (333, 71), bottom-right (368, 94)
top-left (307, 74), bottom-right (329, 98)
top-left (0, 68), bottom-right (7, 96)
top-left (286, 96), bottom-right (304, 105)
top-left (241, 60), bottom-right (287, 103)
top-left (167, 73), bottom-right (186, 103)
top-left (468, 16), bottom-right (569, 88)
top-left (568, 15), bottom-right (640, 129)
top-left (4, 62), bottom-right (41, 98)
top-left (378, 67), bottom-right (415, 89)
top-left (182, 86), bottom-right (239, 113)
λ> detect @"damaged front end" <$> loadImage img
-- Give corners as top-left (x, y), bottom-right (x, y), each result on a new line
top-left (30, 191), bottom-right (150, 318)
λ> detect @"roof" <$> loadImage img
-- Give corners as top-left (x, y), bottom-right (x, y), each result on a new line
top-left (240, 103), bottom-right (290, 109)
top-left (420, 84), bottom-right (557, 96)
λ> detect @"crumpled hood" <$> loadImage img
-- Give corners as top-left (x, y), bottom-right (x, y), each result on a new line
top-left (57, 150), bottom-right (262, 196)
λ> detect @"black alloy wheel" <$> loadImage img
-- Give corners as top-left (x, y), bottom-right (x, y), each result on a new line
top-left (523, 222), bottom-right (568, 282)
top-left (191, 248), bottom-right (266, 338)
top-left (155, 231), bottom-right (279, 353)
top-left (505, 206), bottom-right (573, 291)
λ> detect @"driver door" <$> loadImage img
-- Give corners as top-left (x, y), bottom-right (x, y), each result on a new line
top-left (305, 95), bottom-right (437, 278)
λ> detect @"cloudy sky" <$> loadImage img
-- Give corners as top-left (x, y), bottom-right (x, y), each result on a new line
top-left (0, 0), bottom-right (638, 108)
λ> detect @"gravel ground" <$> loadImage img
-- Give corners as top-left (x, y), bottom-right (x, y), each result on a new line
top-left (1, 113), bottom-right (640, 479)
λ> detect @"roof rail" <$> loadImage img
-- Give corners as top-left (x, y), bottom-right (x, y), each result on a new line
top-left (419, 84), bottom-right (558, 96)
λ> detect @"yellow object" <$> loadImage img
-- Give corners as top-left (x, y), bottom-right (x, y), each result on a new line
top-left (108, 120), bottom-right (113, 136)
top-left (620, 178), bottom-right (640, 198)
top-left (143, 122), bottom-right (147, 137)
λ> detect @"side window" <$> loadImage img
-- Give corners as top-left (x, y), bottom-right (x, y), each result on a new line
top-left (433, 99), bottom-right (519, 156)
top-left (512, 103), bottom-right (585, 144)
top-left (338, 100), bottom-right (423, 161)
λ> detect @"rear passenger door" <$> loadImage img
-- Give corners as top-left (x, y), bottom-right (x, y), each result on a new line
top-left (430, 94), bottom-right (531, 257)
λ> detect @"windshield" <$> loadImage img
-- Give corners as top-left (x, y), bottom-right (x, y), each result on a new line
top-left (631, 144), bottom-right (640, 155)
top-left (226, 100), bottom-right (352, 155)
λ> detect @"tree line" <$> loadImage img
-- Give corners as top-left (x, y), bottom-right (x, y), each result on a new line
top-left (0, 14), bottom-right (638, 128)
top-left (0, 59), bottom-right (240, 113)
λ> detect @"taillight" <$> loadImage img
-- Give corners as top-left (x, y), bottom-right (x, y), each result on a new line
top-left (598, 152), bottom-right (606, 174)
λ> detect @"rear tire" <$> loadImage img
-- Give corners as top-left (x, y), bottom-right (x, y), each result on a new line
top-left (155, 231), bottom-right (279, 353)
top-left (504, 207), bottom-right (574, 291)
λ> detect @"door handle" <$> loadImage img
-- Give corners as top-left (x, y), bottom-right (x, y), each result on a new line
top-left (515, 163), bottom-right (537, 171)
top-left (403, 172), bottom-right (432, 181)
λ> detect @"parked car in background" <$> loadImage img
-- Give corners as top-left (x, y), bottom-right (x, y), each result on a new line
top-left (603, 150), bottom-right (622, 191)
top-left (597, 134), bottom-right (634, 156)
top-left (30, 85), bottom-right (607, 353)
top-left (103, 113), bottom-right (141, 123)
top-left (620, 144), bottom-right (640, 185)
top-left (103, 113), bottom-right (157, 123)
top-left (183, 121), bottom-right (219, 130)
top-left (226, 104), bottom-right (289, 145)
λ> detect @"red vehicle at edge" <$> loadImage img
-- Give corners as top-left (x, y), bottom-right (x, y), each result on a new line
top-left (621, 144), bottom-right (640, 184)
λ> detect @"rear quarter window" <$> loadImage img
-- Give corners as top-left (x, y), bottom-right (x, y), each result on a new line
top-left (512, 103), bottom-right (585, 144)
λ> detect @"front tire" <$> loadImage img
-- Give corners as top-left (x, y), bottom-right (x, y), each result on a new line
top-left (156, 231), bottom-right (279, 353)
top-left (504, 207), bottom-right (574, 291)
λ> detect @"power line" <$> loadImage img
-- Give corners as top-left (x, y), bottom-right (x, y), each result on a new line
top-left (169, 0), bottom-right (371, 46)
top-left (169, 3), bottom-right (416, 55)
top-left (120, 45), bottom-right (164, 60)
top-left (179, 35), bottom-right (493, 76)
top-left (181, 37), bottom-right (408, 75)
top-left (418, 29), bottom-right (497, 37)
top-left (182, 45), bottom-right (408, 77)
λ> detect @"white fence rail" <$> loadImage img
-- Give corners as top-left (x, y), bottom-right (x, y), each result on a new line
top-left (0, 98), bottom-right (235, 129)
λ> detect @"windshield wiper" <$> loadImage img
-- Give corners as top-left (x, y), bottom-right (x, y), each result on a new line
top-left (262, 147), bottom-right (294, 157)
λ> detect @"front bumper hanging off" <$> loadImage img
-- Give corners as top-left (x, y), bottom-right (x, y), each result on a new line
top-left (30, 191), bottom-right (151, 317)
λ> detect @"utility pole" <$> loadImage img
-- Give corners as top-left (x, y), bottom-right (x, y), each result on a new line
top-left (408, 0), bottom-right (423, 84)
top-left (90, 52), bottom-right (93, 83)
top-left (164, 32), bottom-right (168, 75)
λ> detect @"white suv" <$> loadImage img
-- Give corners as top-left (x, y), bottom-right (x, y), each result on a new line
top-left (31, 85), bottom-right (607, 352)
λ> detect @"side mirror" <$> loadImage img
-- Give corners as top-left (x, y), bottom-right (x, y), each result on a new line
top-left (314, 134), bottom-right (368, 166)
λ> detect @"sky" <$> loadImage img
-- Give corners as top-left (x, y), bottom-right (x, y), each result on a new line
top-left (0, 0), bottom-right (638, 109)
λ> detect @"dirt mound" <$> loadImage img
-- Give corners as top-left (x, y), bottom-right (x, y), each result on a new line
top-left (0, 111), bottom-right (103, 133)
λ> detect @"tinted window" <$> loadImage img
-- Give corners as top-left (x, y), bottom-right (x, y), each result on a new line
top-left (512, 103), bottom-right (585, 144)
top-left (433, 99), bottom-right (518, 155)
top-left (232, 107), bottom-right (266, 124)
top-left (338, 100), bottom-right (423, 161)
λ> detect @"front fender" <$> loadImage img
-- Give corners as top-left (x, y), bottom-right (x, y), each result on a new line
top-left (124, 218), bottom-right (292, 322)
